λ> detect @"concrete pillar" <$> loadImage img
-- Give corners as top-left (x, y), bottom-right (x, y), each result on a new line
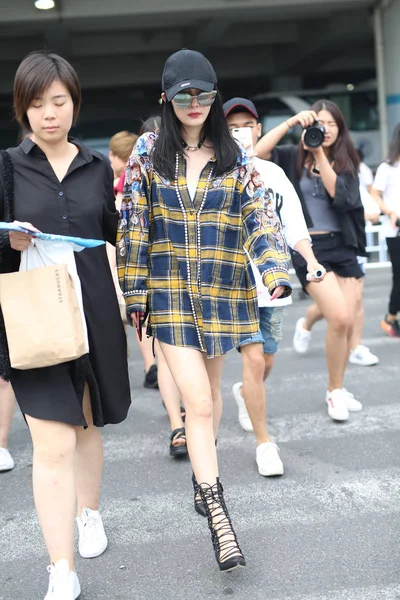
top-left (383, 0), bottom-right (400, 143)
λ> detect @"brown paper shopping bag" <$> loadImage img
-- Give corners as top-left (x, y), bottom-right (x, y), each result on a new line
top-left (0, 263), bottom-right (87, 369)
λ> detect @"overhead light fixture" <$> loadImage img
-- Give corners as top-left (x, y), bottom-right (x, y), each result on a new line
top-left (347, 83), bottom-right (355, 91)
top-left (34, 0), bottom-right (55, 9)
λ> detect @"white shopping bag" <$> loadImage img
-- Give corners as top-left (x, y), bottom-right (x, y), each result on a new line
top-left (20, 239), bottom-right (89, 353)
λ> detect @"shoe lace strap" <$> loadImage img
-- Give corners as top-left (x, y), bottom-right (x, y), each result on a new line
top-left (200, 482), bottom-right (242, 562)
top-left (82, 511), bottom-right (100, 536)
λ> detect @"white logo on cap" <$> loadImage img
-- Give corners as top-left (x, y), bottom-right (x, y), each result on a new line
top-left (181, 83), bottom-right (191, 87)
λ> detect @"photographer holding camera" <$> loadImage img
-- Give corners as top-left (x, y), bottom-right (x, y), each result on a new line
top-left (255, 100), bottom-right (366, 422)
top-left (371, 123), bottom-right (400, 338)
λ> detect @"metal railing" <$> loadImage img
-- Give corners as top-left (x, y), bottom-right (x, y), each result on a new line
top-left (364, 223), bottom-right (391, 269)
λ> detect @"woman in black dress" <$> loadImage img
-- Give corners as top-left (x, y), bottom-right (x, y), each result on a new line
top-left (0, 51), bottom-right (131, 599)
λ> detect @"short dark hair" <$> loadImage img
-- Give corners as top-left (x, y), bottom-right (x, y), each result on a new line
top-left (13, 50), bottom-right (81, 131)
top-left (139, 116), bottom-right (162, 136)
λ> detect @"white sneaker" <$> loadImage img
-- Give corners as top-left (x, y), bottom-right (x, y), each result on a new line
top-left (44, 559), bottom-right (81, 600)
top-left (76, 507), bottom-right (108, 559)
top-left (256, 442), bottom-right (284, 477)
top-left (349, 345), bottom-right (379, 366)
top-left (325, 389), bottom-right (349, 421)
top-left (293, 318), bottom-right (311, 354)
top-left (232, 382), bottom-right (253, 432)
top-left (0, 447), bottom-right (14, 471)
top-left (342, 388), bottom-right (363, 412)
top-left (326, 389), bottom-right (349, 421)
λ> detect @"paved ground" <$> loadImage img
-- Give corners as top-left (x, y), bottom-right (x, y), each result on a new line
top-left (1, 267), bottom-right (399, 600)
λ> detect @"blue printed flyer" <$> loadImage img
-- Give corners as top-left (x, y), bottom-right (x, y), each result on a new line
top-left (0, 222), bottom-right (105, 249)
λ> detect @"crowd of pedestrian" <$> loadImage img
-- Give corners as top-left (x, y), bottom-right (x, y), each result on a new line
top-left (0, 46), bottom-right (399, 600)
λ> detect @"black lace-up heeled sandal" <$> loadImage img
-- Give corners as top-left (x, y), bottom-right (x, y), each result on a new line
top-left (192, 472), bottom-right (207, 517)
top-left (199, 478), bottom-right (246, 572)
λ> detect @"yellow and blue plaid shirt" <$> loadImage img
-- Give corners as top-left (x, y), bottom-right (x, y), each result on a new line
top-left (117, 132), bottom-right (291, 357)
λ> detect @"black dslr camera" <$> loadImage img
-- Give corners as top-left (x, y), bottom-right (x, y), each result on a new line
top-left (304, 120), bottom-right (326, 149)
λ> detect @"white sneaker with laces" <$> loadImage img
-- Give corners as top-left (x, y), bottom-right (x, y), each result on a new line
top-left (326, 389), bottom-right (350, 421)
top-left (256, 442), bottom-right (284, 477)
top-left (0, 447), bottom-right (14, 471)
top-left (349, 344), bottom-right (379, 366)
top-left (293, 318), bottom-right (311, 354)
top-left (232, 382), bottom-right (253, 432)
top-left (44, 559), bottom-right (81, 600)
top-left (342, 388), bottom-right (363, 412)
top-left (76, 507), bottom-right (108, 559)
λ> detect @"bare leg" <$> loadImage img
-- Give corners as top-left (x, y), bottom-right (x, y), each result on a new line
top-left (159, 343), bottom-right (241, 564)
top-left (307, 272), bottom-right (353, 391)
top-left (137, 328), bottom-right (156, 373)
top-left (336, 276), bottom-right (359, 361)
top-left (304, 302), bottom-right (324, 331)
top-left (0, 378), bottom-right (15, 449)
top-left (26, 415), bottom-right (77, 568)
top-left (350, 278), bottom-right (365, 350)
top-left (203, 354), bottom-right (225, 440)
top-left (155, 341), bottom-right (184, 432)
top-left (158, 343), bottom-right (218, 483)
top-left (75, 385), bottom-right (103, 517)
top-left (240, 343), bottom-right (273, 446)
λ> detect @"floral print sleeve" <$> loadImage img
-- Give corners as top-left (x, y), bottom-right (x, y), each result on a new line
top-left (117, 133), bottom-right (155, 315)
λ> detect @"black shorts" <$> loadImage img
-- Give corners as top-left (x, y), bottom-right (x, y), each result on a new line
top-left (291, 232), bottom-right (364, 291)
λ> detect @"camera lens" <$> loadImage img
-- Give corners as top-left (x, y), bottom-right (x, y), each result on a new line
top-left (304, 122), bottom-right (326, 149)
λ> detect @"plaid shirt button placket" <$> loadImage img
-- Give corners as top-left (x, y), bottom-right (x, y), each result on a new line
top-left (174, 152), bottom-right (214, 352)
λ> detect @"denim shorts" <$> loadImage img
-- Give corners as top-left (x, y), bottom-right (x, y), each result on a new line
top-left (238, 306), bottom-right (285, 355)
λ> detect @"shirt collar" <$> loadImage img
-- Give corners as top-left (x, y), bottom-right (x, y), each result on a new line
top-left (20, 136), bottom-right (95, 164)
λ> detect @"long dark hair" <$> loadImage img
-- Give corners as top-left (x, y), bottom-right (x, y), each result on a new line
top-left (387, 123), bottom-right (400, 166)
top-left (152, 91), bottom-right (238, 180)
top-left (296, 99), bottom-right (360, 178)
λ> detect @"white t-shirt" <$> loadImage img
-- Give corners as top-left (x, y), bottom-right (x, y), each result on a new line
top-left (359, 162), bottom-right (373, 191)
top-left (359, 185), bottom-right (380, 218)
top-left (251, 158), bottom-right (310, 308)
top-left (372, 161), bottom-right (400, 238)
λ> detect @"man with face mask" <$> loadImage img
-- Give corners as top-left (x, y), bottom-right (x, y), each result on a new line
top-left (224, 98), bottom-right (324, 477)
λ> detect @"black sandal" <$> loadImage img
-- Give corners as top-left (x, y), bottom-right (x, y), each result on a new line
top-left (170, 427), bottom-right (188, 457)
top-left (200, 478), bottom-right (246, 572)
top-left (192, 472), bottom-right (207, 517)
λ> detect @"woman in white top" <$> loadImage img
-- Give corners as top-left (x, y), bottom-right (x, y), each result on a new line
top-left (371, 124), bottom-right (400, 337)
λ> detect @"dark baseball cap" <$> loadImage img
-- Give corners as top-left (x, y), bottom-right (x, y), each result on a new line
top-left (162, 49), bottom-right (218, 101)
top-left (223, 97), bottom-right (259, 120)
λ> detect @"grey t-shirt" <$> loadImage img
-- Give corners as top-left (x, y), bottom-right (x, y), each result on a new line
top-left (300, 168), bottom-right (341, 233)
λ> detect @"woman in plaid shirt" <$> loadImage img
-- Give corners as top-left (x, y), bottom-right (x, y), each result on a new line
top-left (117, 49), bottom-right (291, 573)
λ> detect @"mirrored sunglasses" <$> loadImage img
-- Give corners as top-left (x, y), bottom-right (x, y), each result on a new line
top-left (173, 91), bottom-right (217, 109)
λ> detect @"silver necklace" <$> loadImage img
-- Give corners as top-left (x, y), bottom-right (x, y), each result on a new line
top-left (182, 141), bottom-right (203, 151)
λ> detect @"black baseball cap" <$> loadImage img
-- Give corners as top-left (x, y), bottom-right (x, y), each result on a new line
top-left (162, 49), bottom-right (218, 101)
top-left (223, 97), bottom-right (259, 120)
